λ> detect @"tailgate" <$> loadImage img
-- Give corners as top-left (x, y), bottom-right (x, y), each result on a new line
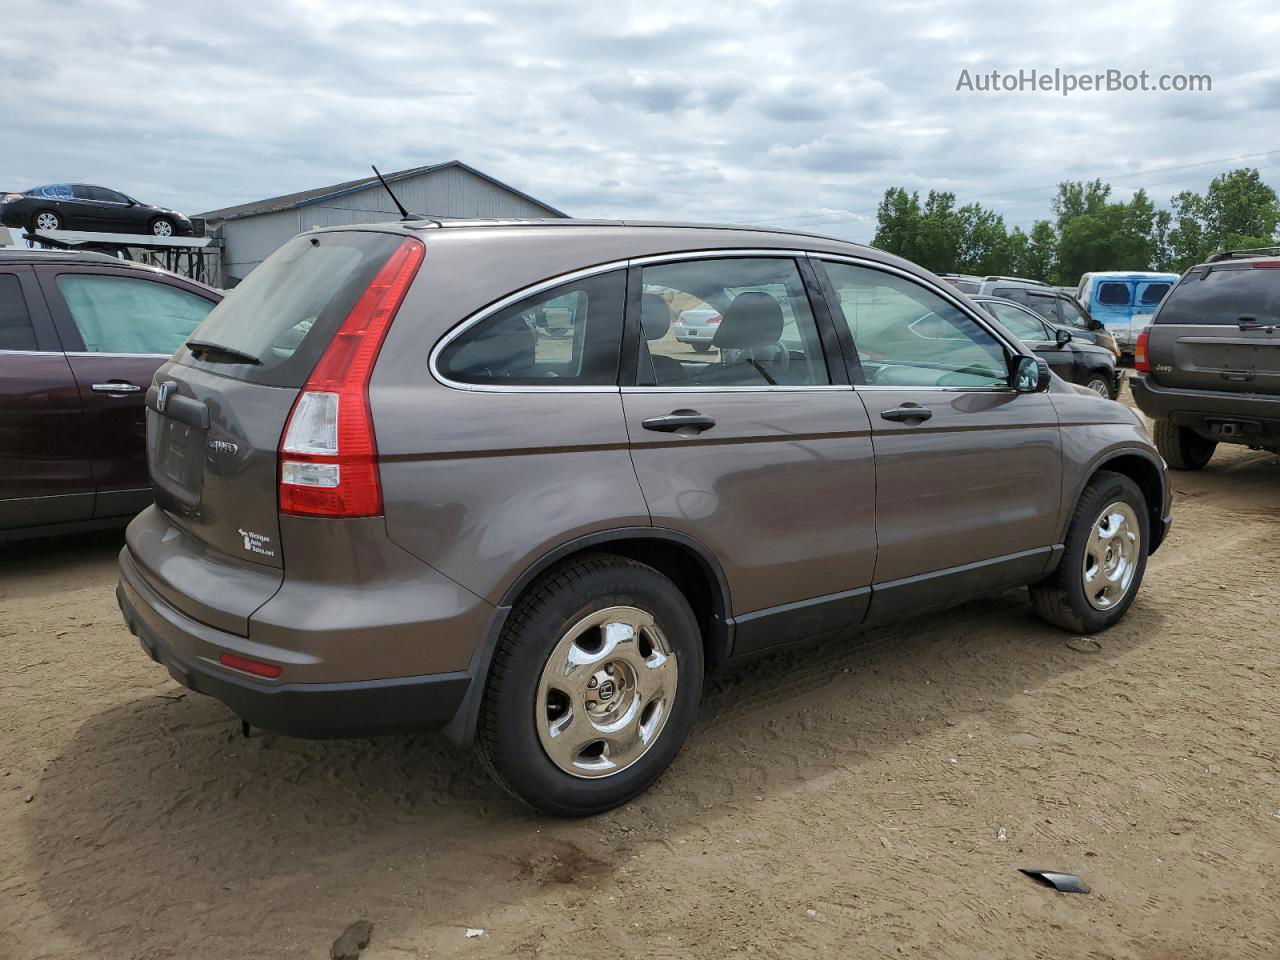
top-left (1148, 263), bottom-right (1280, 393)
top-left (147, 363), bottom-right (298, 568)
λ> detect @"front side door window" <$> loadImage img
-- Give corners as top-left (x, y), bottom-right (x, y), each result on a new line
top-left (823, 262), bottom-right (1009, 388)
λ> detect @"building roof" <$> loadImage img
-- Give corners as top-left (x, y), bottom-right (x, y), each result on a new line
top-left (199, 160), bottom-right (566, 223)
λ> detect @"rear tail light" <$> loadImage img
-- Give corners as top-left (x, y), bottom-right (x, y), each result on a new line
top-left (708, 314), bottom-right (722, 324)
top-left (1134, 328), bottom-right (1151, 372)
top-left (279, 237), bottom-right (425, 517)
top-left (1250, 260), bottom-right (1280, 269)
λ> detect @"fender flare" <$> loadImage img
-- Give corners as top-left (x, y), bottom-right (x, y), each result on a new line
top-left (441, 526), bottom-right (733, 748)
top-left (1061, 445), bottom-right (1169, 550)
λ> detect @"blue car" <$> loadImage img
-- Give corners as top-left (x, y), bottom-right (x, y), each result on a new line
top-left (1076, 272), bottom-right (1180, 358)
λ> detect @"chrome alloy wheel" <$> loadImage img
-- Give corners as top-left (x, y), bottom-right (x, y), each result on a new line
top-left (1086, 378), bottom-right (1111, 398)
top-left (536, 605), bottom-right (678, 778)
top-left (35, 212), bottom-right (59, 231)
top-left (152, 219), bottom-right (173, 237)
top-left (1082, 501), bottom-right (1141, 610)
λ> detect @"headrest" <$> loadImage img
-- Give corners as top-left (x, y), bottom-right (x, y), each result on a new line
top-left (641, 294), bottom-right (671, 341)
top-left (445, 322), bottom-right (535, 376)
top-left (713, 292), bottom-right (784, 350)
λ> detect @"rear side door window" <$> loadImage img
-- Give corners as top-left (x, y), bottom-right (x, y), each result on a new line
top-left (1025, 293), bottom-right (1063, 325)
top-left (637, 257), bottom-right (829, 387)
top-left (54, 274), bottom-right (215, 354)
top-left (823, 262), bottom-right (1009, 388)
top-left (436, 270), bottom-right (625, 386)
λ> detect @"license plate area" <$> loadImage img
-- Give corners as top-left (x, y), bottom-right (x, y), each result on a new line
top-left (148, 409), bottom-right (204, 509)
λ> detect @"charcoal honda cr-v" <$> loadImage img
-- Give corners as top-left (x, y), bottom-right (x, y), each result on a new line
top-left (116, 220), bottom-right (1171, 815)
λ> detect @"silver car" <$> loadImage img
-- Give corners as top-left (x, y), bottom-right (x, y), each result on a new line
top-left (671, 306), bottom-right (722, 352)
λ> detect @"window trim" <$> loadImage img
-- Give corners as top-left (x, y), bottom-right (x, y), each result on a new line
top-left (430, 248), bottom-right (858, 394)
top-left (811, 254), bottom-right (1024, 393)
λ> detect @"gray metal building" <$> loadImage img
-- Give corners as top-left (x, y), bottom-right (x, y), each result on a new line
top-left (200, 161), bottom-right (566, 284)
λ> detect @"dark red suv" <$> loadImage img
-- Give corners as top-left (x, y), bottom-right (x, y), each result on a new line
top-left (0, 249), bottom-right (220, 540)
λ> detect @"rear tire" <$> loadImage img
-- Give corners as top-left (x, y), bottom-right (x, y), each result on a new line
top-left (1030, 470), bottom-right (1149, 634)
top-left (692, 342), bottom-right (712, 353)
top-left (32, 209), bottom-right (60, 232)
top-left (1084, 371), bottom-right (1115, 400)
top-left (1152, 419), bottom-right (1216, 470)
top-left (476, 554), bottom-right (704, 816)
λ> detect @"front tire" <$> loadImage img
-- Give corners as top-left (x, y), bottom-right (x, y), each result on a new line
top-left (1030, 470), bottom-right (1149, 634)
top-left (1152, 420), bottom-right (1216, 470)
top-left (477, 554), bottom-right (704, 816)
top-left (150, 217), bottom-right (175, 237)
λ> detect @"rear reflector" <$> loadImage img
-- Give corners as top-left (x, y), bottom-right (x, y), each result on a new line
top-left (1134, 328), bottom-right (1151, 372)
top-left (219, 652), bottom-right (283, 678)
top-left (279, 237), bottom-right (425, 517)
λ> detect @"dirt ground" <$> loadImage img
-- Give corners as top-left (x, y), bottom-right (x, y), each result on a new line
top-left (3, 392), bottom-right (1279, 960)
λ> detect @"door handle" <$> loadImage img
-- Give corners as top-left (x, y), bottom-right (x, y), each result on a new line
top-left (91, 381), bottom-right (142, 394)
top-left (880, 404), bottom-right (933, 423)
top-left (642, 410), bottom-right (717, 433)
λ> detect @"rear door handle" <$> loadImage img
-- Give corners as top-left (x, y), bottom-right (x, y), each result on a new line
top-left (642, 410), bottom-right (717, 433)
top-left (91, 381), bottom-right (142, 394)
top-left (880, 404), bottom-right (933, 423)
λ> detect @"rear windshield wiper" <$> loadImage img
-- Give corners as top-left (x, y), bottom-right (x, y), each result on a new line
top-left (185, 339), bottom-right (262, 365)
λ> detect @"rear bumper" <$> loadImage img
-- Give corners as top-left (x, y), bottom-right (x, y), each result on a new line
top-left (1131, 374), bottom-right (1280, 445)
top-left (117, 547), bottom-right (471, 738)
top-left (673, 328), bottom-right (714, 342)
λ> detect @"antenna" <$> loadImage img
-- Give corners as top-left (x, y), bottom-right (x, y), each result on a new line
top-left (371, 165), bottom-right (424, 221)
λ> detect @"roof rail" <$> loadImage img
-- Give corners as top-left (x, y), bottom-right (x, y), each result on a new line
top-left (1205, 245), bottom-right (1280, 263)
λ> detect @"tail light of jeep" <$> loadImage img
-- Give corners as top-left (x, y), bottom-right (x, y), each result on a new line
top-left (1134, 328), bottom-right (1151, 373)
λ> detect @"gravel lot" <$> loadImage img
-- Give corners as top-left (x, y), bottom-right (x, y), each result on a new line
top-left (3, 397), bottom-right (1279, 959)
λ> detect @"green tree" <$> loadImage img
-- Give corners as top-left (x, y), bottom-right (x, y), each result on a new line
top-left (1023, 220), bottom-right (1057, 282)
top-left (1168, 168), bottom-right (1279, 269)
top-left (871, 187), bottom-right (922, 263)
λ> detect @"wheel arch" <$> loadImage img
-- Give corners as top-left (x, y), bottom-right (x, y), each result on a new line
top-left (1067, 447), bottom-right (1168, 554)
top-left (442, 527), bottom-right (733, 748)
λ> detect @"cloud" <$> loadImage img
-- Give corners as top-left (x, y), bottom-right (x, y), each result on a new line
top-left (0, 0), bottom-right (1273, 243)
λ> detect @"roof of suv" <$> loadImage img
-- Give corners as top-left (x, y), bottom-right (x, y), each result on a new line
top-left (0, 248), bottom-right (127, 266)
top-left (392, 216), bottom-right (867, 245)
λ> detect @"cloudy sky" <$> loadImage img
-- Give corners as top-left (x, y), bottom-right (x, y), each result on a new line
top-left (3, 0), bottom-right (1279, 242)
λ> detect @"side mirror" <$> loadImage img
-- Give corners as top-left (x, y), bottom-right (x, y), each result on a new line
top-left (1013, 355), bottom-right (1051, 393)
top-left (1055, 327), bottom-right (1072, 347)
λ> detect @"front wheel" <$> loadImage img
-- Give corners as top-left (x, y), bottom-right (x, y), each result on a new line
top-left (1152, 420), bottom-right (1216, 470)
top-left (477, 554), bottom-right (704, 816)
top-left (150, 217), bottom-right (175, 237)
top-left (1030, 470), bottom-right (1149, 633)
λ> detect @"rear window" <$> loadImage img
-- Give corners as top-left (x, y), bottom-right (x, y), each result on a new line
top-left (1139, 282), bottom-right (1171, 305)
top-left (1096, 282), bottom-right (1132, 306)
top-left (179, 231), bottom-right (405, 387)
top-left (1155, 265), bottom-right (1280, 325)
